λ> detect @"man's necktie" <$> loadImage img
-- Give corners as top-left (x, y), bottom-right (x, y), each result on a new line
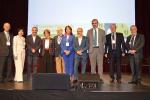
top-left (112, 33), bottom-right (116, 50)
top-left (130, 35), bottom-right (135, 48)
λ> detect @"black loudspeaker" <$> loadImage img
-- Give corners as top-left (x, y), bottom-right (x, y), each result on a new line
top-left (32, 73), bottom-right (70, 90)
top-left (78, 74), bottom-right (100, 89)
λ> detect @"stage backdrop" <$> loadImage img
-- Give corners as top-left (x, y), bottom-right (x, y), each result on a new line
top-left (0, 0), bottom-right (150, 72)
top-left (28, 0), bottom-right (135, 38)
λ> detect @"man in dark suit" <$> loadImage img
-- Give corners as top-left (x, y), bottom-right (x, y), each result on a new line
top-left (53, 27), bottom-right (65, 73)
top-left (105, 24), bottom-right (126, 83)
top-left (0, 22), bottom-right (13, 83)
top-left (126, 25), bottom-right (145, 85)
top-left (26, 27), bottom-right (42, 80)
top-left (73, 27), bottom-right (88, 81)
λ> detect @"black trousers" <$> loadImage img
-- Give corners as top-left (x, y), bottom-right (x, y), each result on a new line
top-left (27, 55), bottom-right (38, 80)
top-left (129, 54), bottom-right (141, 82)
top-left (109, 51), bottom-right (121, 80)
top-left (0, 56), bottom-right (12, 81)
top-left (41, 51), bottom-right (55, 73)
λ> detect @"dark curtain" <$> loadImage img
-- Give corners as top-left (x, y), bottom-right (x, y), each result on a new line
top-left (0, 0), bottom-right (28, 36)
top-left (135, 0), bottom-right (150, 58)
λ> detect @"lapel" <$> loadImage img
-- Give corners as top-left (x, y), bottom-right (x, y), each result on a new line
top-left (134, 34), bottom-right (139, 46)
top-left (98, 28), bottom-right (102, 43)
top-left (90, 29), bottom-right (93, 41)
top-left (98, 28), bottom-right (101, 36)
top-left (127, 35), bottom-right (132, 47)
top-left (55, 35), bottom-right (59, 45)
top-left (43, 38), bottom-right (45, 46)
top-left (128, 35), bottom-right (132, 43)
top-left (116, 33), bottom-right (118, 44)
top-left (2, 32), bottom-right (7, 42)
top-left (81, 36), bottom-right (84, 47)
top-left (108, 34), bottom-right (111, 43)
top-left (30, 35), bottom-right (34, 44)
top-left (66, 35), bottom-right (72, 43)
top-left (77, 36), bottom-right (84, 47)
top-left (76, 37), bottom-right (79, 47)
top-left (35, 36), bottom-right (38, 44)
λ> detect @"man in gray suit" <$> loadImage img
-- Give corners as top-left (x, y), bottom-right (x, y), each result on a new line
top-left (87, 19), bottom-right (106, 81)
top-left (0, 22), bottom-right (13, 83)
top-left (73, 28), bottom-right (88, 81)
top-left (26, 27), bottom-right (42, 81)
top-left (126, 25), bottom-right (145, 85)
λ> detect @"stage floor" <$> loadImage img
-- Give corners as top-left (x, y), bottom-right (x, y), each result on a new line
top-left (0, 73), bottom-right (150, 92)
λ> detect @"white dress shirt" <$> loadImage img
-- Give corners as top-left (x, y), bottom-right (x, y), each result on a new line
top-left (78, 37), bottom-right (82, 46)
top-left (130, 34), bottom-right (137, 46)
top-left (111, 32), bottom-right (117, 49)
top-left (32, 36), bottom-right (36, 43)
top-left (57, 35), bottom-right (62, 44)
top-left (45, 39), bottom-right (50, 49)
top-left (93, 28), bottom-right (99, 46)
top-left (111, 32), bottom-right (116, 44)
top-left (4, 31), bottom-right (10, 41)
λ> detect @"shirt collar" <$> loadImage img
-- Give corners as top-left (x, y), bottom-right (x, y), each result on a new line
top-left (93, 28), bottom-right (98, 30)
top-left (4, 31), bottom-right (9, 34)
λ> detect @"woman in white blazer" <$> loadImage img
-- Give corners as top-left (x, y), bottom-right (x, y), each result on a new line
top-left (13, 29), bottom-right (25, 82)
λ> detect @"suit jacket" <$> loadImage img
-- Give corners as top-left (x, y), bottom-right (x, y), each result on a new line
top-left (53, 35), bottom-right (63, 57)
top-left (41, 38), bottom-right (55, 56)
top-left (87, 28), bottom-right (106, 54)
top-left (74, 36), bottom-right (89, 58)
top-left (13, 35), bottom-right (25, 57)
top-left (126, 33), bottom-right (145, 59)
top-left (61, 35), bottom-right (75, 56)
top-left (26, 34), bottom-right (42, 56)
top-left (0, 32), bottom-right (13, 56)
top-left (105, 32), bottom-right (126, 55)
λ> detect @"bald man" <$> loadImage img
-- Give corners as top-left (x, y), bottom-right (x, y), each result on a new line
top-left (0, 22), bottom-right (13, 83)
top-left (126, 25), bottom-right (145, 85)
top-left (73, 28), bottom-right (88, 81)
top-left (54, 27), bottom-right (65, 73)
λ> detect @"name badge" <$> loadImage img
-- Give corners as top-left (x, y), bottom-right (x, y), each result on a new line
top-left (129, 42), bottom-right (131, 45)
top-left (112, 40), bottom-right (116, 44)
top-left (58, 41), bottom-right (60, 45)
top-left (6, 41), bottom-right (11, 46)
top-left (66, 42), bottom-right (69, 46)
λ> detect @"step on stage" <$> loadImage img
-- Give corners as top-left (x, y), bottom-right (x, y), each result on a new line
top-left (0, 74), bottom-right (150, 100)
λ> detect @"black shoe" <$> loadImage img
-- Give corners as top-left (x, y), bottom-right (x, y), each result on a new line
top-left (8, 79), bottom-right (13, 82)
top-left (17, 81), bottom-right (23, 83)
top-left (135, 81), bottom-right (141, 85)
top-left (117, 80), bottom-right (121, 84)
top-left (128, 81), bottom-right (135, 84)
top-left (0, 78), bottom-right (6, 83)
top-left (0, 79), bottom-right (5, 83)
top-left (73, 80), bottom-right (78, 84)
top-left (110, 79), bottom-right (114, 83)
top-left (99, 79), bottom-right (104, 83)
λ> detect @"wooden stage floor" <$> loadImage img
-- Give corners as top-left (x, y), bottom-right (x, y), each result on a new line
top-left (0, 73), bottom-right (150, 92)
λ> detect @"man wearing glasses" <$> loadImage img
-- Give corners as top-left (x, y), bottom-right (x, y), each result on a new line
top-left (87, 19), bottom-right (106, 82)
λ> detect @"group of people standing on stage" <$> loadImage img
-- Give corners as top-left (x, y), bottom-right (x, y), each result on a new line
top-left (0, 19), bottom-right (144, 85)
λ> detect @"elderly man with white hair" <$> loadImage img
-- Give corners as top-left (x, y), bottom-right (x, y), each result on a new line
top-left (126, 25), bottom-right (145, 85)
top-left (54, 27), bottom-right (65, 73)
top-left (0, 22), bottom-right (13, 83)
